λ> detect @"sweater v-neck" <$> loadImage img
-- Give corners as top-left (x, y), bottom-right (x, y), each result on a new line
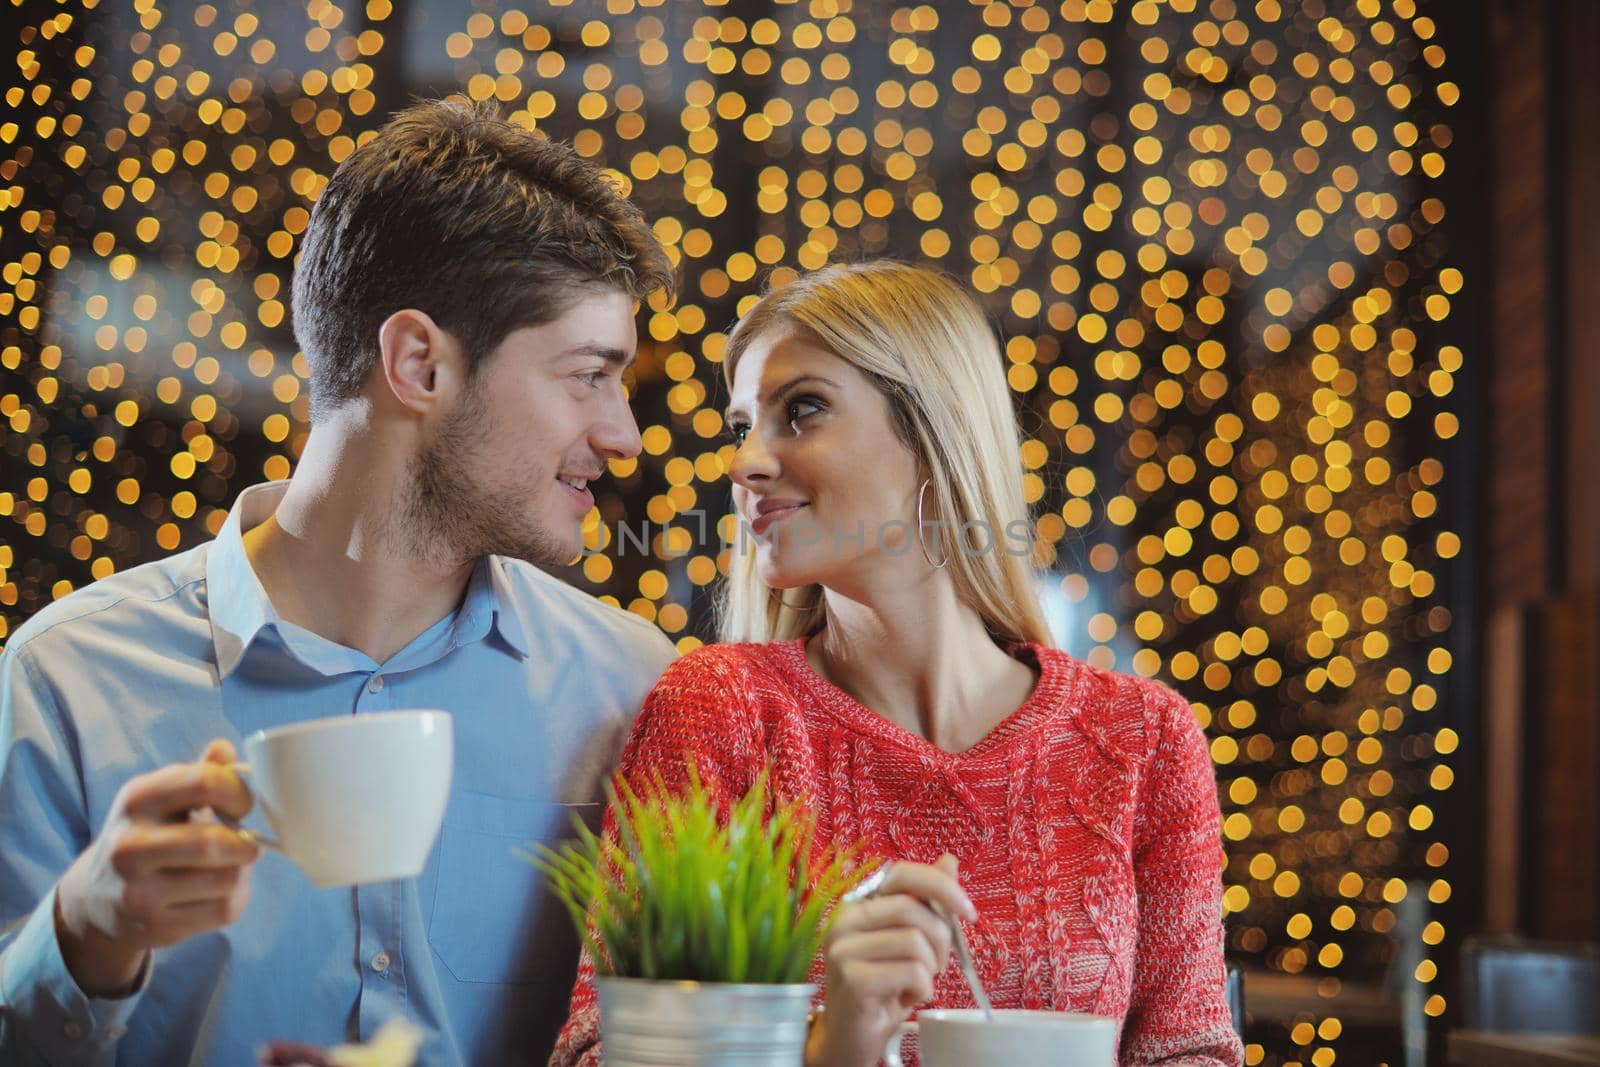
top-left (773, 636), bottom-right (1075, 762)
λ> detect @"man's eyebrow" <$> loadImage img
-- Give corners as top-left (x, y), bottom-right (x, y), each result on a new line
top-left (563, 342), bottom-right (636, 371)
top-left (725, 374), bottom-right (839, 419)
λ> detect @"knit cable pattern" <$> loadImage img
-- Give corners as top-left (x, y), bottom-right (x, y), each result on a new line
top-left (549, 639), bottom-right (1243, 1067)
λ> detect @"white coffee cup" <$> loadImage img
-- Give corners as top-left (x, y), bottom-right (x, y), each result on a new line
top-left (228, 709), bottom-right (454, 888)
top-left (884, 1008), bottom-right (1118, 1067)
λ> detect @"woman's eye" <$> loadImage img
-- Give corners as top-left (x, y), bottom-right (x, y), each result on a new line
top-left (726, 422), bottom-right (750, 445)
top-left (786, 396), bottom-right (823, 426)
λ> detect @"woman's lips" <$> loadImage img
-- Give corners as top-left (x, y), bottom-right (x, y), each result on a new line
top-left (750, 502), bottom-right (809, 536)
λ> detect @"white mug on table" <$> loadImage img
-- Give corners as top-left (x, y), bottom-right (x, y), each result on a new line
top-left (884, 1008), bottom-right (1117, 1067)
top-left (228, 709), bottom-right (454, 888)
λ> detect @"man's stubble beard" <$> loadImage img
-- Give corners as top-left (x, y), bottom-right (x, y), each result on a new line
top-left (404, 383), bottom-right (570, 568)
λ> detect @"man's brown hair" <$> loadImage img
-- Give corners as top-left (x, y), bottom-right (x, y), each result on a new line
top-left (291, 98), bottom-right (673, 418)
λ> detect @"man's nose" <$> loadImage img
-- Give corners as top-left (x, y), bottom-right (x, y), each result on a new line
top-left (595, 389), bottom-right (644, 461)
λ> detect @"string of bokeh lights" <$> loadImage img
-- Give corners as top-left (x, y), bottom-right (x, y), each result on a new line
top-left (1, 1), bottom-right (1462, 1063)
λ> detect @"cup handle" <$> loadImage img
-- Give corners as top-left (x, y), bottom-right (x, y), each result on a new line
top-left (214, 761), bottom-right (282, 852)
top-left (882, 1021), bottom-right (918, 1067)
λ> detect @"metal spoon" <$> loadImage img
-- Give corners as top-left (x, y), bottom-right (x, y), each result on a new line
top-left (841, 862), bottom-right (893, 904)
top-left (931, 897), bottom-right (992, 1019)
top-left (841, 862), bottom-right (993, 1019)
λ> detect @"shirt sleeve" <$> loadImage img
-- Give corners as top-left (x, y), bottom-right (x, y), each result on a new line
top-left (547, 648), bottom-right (763, 1067)
top-left (0, 643), bottom-right (151, 1066)
top-left (1120, 683), bottom-right (1244, 1067)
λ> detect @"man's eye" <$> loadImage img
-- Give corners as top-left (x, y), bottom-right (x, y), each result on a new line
top-left (582, 370), bottom-right (608, 388)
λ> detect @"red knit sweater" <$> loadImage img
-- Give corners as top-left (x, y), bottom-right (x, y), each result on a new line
top-left (550, 639), bottom-right (1243, 1067)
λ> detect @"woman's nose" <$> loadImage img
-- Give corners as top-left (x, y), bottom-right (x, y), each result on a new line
top-left (728, 430), bottom-right (778, 489)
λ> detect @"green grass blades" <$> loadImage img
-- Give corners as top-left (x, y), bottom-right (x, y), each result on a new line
top-left (523, 760), bottom-right (865, 984)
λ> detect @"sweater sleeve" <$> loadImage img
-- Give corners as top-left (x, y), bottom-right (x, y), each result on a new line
top-left (1119, 684), bottom-right (1244, 1067)
top-left (547, 648), bottom-right (765, 1067)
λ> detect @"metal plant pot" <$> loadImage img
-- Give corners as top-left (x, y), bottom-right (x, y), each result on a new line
top-left (596, 976), bottom-right (817, 1066)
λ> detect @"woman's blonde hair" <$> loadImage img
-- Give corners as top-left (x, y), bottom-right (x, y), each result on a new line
top-left (717, 261), bottom-right (1052, 647)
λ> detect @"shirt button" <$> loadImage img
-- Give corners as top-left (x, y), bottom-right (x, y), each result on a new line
top-left (370, 951), bottom-right (391, 973)
top-left (367, 675), bottom-right (384, 694)
top-left (63, 1020), bottom-right (86, 1040)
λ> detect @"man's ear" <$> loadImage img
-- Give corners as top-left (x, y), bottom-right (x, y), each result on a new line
top-left (376, 308), bottom-right (466, 414)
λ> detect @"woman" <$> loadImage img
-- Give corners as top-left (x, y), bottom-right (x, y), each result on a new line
top-left (551, 262), bottom-right (1243, 1066)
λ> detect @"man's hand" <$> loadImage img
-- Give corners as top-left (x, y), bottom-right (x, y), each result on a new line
top-left (54, 739), bottom-right (261, 996)
top-left (259, 1041), bottom-right (331, 1067)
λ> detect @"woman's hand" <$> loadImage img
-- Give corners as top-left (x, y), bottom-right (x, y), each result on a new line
top-left (806, 854), bottom-right (975, 1067)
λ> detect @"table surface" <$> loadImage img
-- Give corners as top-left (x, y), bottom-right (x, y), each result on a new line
top-left (1448, 1030), bottom-right (1600, 1067)
top-left (1238, 969), bottom-right (1400, 1025)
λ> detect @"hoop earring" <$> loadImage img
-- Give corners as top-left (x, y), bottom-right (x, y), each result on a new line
top-left (917, 478), bottom-right (949, 569)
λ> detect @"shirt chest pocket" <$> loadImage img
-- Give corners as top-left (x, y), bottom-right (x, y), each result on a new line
top-left (427, 790), bottom-right (601, 986)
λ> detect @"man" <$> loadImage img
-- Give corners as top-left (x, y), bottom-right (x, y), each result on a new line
top-left (0, 98), bottom-right (677, 1065)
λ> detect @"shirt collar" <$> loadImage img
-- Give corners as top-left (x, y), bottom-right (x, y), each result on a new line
top-left (206, 481), bottom-right (531, 677)
top-left (206, 480), bottom-right (288, 679)
top-left (481, 556), bottom-right (530, 658)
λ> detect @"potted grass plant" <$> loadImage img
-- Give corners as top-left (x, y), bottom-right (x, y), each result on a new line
top-left (528, 765), bottom-right (864, 1066)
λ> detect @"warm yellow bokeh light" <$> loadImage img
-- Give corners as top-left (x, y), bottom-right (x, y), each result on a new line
top-left (0, 2), bottom-right (1462, 1056)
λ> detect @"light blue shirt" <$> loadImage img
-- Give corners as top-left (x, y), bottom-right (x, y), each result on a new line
top-left (0, 481), bottom-right (677, 1066)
